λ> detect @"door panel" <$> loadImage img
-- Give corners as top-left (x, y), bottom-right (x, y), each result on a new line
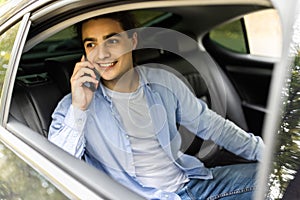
top-left (202, 9), bottom-right (281, 136)
top-left (203, 34), bottom-right (277, 136)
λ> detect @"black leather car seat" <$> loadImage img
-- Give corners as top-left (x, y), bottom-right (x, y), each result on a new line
top-left (9, 29), bottom-right (250, 166)
top-left (10, 73), bottom-right (63, 137)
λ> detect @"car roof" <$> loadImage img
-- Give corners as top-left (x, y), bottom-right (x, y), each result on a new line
top-left (0, 0), bottom-right (274, 30)
top-left (0, 0), bottom-right (35, 24)
top-left (22, 0), bottom-right (274, 47)
top-left (0, 0), bottom-right (53, 34)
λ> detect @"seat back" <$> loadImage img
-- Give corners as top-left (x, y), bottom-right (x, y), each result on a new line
top-left (10, 73), bottom-right (63, 137)
top-left (9, 29), bottom-right (247, 163)
top-left (9, 30), bottom-right (212, 152)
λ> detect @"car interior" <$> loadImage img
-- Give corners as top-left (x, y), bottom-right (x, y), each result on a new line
top-left (8, 4), bottom-right (274, 168)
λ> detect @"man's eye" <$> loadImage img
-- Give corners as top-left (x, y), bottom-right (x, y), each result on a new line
top-left (86, 43), bottom-right (95, 48)
top-left (106, 39), bottom-right (119, 45)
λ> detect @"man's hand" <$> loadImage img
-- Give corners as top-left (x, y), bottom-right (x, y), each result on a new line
top-left (71, 56), bottom-right (99, 110)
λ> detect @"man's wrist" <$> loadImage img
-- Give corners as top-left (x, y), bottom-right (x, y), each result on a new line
top-left (64, 105), bottom-right (88, 131)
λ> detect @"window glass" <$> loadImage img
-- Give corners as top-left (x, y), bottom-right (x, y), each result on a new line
top-left (0, 142), bottom-right (68, 199)
top-left (0, 22), bottom-right (19, 97)
top-left (131, 10), bottom-right (166, 26)
top-left (244, 9), bottom-right (282, 57)
top-left (21, 26), bottom-right (82, 64)
top-left (209, 9), bottom-right (282, 58)
top-left (1, 21), bottom-right (68, 199)
top-left (266, 11), bottom-right (300, 199)
top-left (209, 20), bottom-right (247, 53)
top-left (45, 26), bottom-right (77, 42)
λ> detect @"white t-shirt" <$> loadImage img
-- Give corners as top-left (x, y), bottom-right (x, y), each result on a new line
top-left (104, 85), bottom-right (189, 192)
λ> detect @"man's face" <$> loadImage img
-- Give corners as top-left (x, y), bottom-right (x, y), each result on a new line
top-left (82, 18), bottom-right (137, 87)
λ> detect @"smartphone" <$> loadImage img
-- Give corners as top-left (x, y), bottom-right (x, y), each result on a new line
top-left (83, 56), bottom-right (101, 92)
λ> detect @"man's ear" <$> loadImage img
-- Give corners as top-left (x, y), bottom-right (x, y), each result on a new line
top-left (131, 32), bottom-right (138, 50)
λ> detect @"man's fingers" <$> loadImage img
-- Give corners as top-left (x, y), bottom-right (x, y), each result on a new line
top-left (81, 55), bottom-right (85, 62)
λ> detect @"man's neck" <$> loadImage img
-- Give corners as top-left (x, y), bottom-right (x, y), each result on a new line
top-left (103, 68), bottom-right (139, 93)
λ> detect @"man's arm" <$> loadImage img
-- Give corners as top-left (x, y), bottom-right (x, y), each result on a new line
top-left (48, 56), bottom-right (99, 158)
top-left (48, 98), bottom-right (87, 158)
top-left (168, 72), bottom-right (264, 162)
top-left (194, 101), bottom-right (264, 162)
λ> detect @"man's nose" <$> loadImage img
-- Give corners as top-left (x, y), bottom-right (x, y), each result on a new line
top-left (96, 44), bottom-right (110, 60)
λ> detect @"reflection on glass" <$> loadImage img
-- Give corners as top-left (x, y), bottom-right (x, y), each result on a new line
top-left (0, 20), bottom-right (69, 200)
top-left (0, 143), bottom-right (68, 199)
top-left (0, 22), bottom-right (19, 95)
top-left (266, 10), bottom-right (300, 200)
top-left (209, 20), bottom-right (247, 54)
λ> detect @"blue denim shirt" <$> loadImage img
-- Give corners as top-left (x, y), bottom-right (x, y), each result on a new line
top-left (48, 66), bottom-right (264, 199)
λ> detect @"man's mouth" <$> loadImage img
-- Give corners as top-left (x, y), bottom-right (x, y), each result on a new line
top-left (97, 61), bottom-right (118, 68)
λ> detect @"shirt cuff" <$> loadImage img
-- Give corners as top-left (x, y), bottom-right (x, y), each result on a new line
top-left (64, 105), bottom-right (88, 132)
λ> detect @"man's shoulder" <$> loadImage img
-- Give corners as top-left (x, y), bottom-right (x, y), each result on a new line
top-left (137, 65), bottom-right (178, 82)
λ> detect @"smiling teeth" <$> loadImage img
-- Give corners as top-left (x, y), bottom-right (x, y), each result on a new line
top-left (99, 62), bottom-right (115, 67)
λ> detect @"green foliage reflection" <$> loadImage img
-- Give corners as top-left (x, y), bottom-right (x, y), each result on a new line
top-left (209, 20), bottom-right (247, 54)
top-left (0, 143), bottom-right (68, 199)
top-left (0, 22), bottom-right (19, 95)
top-left (267, 50), bottom-right (300, 199)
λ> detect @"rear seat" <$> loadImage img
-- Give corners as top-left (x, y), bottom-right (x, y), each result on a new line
top-left (10, 73), bottom-right (63, 137)
top-left (9, 29), bottom-right (213, 150)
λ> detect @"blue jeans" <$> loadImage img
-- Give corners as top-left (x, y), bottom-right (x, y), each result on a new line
top-left (176, 163), bottom-right (257, 200)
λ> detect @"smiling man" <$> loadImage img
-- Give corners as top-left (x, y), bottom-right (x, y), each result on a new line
top-left (48, 12), bottom-right (264, 200)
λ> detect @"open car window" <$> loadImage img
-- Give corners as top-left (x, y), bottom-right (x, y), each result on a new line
top-left (4, 1), bottom-right (281, 199)
top-left (209, 9), bottom-right (281, 58)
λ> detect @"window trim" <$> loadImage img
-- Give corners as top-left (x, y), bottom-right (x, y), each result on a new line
top-left (254, 1), bottom-right (300, 199)
top-left (0, 13), bottom-right (31, 126)
top-left (3, 0), bottom-right (276, 199)
top-left (240, 17), bottom-right (250, 54)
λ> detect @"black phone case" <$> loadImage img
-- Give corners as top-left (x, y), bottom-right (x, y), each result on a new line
top-left (82, 56), bottom-right (100, 92)
top-left (83, 67), bottom-right (100, 92)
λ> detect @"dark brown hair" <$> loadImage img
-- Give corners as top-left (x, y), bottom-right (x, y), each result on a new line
top-left (76, 11), bottom-right (137, 44)
top-left (75, 11), bottom-right (138, 64)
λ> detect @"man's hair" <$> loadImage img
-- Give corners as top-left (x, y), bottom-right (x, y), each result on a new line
top-left (75, 11), bottom-right (138, 64)
top-left (76, 11), bottom-right (138, 44)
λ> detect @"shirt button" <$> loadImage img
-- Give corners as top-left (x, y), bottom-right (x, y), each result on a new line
top-left (53, 124), bottom-right (61, 129)
top-left (77, 118), bottom-right (83, 124)
top-left (72, 133), bottom-right (78, 137)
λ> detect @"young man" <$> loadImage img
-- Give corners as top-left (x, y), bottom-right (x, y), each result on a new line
top-left (48, 12), bottom-right (264, 199)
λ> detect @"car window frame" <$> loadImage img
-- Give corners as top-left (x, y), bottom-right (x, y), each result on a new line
top-left (0, 13), bottom-right (82, 199)
top-left (4, 0), bottom-right (278, 199)
top-left (1, 13), bottom-right (30, 125)
top-left (1, 9), bottom-right (135, 200)
top-left (209, 8), bottom-right (281, 58)
top-left (0, 13), bottom-right (87, 199)
top-left (254, 0), bottom-right (300, 199)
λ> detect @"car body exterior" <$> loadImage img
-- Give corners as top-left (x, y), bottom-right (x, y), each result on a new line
top-left (0, 0), bottom-right (299, 199)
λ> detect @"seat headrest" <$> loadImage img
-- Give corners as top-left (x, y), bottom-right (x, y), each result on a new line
top-left (137, 28), bottom-right (198, 54)
top-left (45, 54), bottom-right (82, 95)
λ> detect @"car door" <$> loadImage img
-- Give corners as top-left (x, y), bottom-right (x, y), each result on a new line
top-left (0, 12), bottom-right (71, 199)
top-left (1, 1), bottom-right (145, 199)
top-left (203, 9), bottom-right (282, 136)
top-left (253, 0), bottom-right (300, 199)
top-left (2, 0), bottom-right (281, 199)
